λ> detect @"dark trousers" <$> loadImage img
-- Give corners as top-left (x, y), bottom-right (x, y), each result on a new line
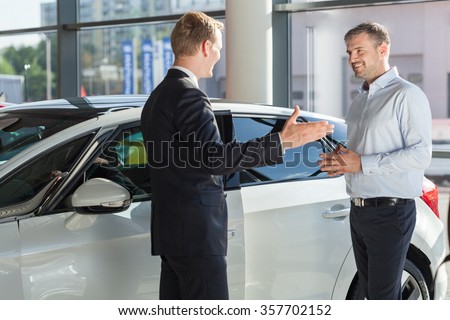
top-left (350, 201), bottom-right (416, 300)
top-left (159, 255), bottom-right (229, 300)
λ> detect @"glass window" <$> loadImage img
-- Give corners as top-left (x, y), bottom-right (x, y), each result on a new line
top-left (0, 32), bottom-right (57, 103)
top-left (290, 1), bottom-right (450, 121)
top-left (86, 125), bottom-right (151, 199)
top-left (0, 109), bottom-right (93, 166)
top-left (79, 21), bottom-right (226, 98)
top-left (0, 1), bottom-right (225, 103)
top-left (291, 0), bottom-right (337, 2)
top-left (290, 0), bottom-right (450, 192)
top-left (0, 135), bottom-right (92, 208)
top-left (0, 0), bottom-right (56, 30)
top-left (426, 140), bottom-right (450, 188)
top-left (78, 0), bottom-right (225, 22)
top-left (233, 116), bottom-right (346, 185)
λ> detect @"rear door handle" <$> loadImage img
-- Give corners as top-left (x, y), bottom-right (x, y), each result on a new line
top-left (228, 229), bottom-right (237, 239)
top-left (322, 207), bottom-right (350, 219)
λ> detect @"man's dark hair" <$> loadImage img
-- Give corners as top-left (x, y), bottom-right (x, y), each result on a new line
top-left (344, 22), bottom-right (390, 47)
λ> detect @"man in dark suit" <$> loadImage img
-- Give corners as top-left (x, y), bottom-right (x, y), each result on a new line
top-left (141, 11), bottom-right (333, 300)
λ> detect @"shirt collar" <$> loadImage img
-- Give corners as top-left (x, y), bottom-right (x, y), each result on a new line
top-left (171, 65), bottom-right (199, 88)
top-left (360, 66), bottom-right (399, 93)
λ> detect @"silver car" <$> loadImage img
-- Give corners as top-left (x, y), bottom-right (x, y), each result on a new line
top-left (0, 95), bottom-right (447, 299)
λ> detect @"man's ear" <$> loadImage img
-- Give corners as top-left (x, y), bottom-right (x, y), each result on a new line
top-left (201, 40), bottom-right (210, 57)
top-left (379, 42), bottom-right (389, 57)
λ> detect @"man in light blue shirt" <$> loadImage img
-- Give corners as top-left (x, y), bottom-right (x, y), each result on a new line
top-left (320, 22), bottom-right (432, 299)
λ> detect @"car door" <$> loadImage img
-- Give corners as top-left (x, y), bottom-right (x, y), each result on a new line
top-left (16, 114), bottom-right (246, 299)
top-left (14, 124), bottom-right (157, 299)
top-left (216, 111), bottom-right (247, 299)
top-left (233, 113), bottom-right (353, 299)
top-left (0, 110), bottom-right (105, 299)
top-left (0, 222), bottom-right (22, 298)
top-left (0, 132), bottom-right (98, 299)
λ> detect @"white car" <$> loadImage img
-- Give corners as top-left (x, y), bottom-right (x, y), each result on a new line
top-left (426, 143), bottom-right (450, 188)
top-left (0, 95), bottom-right (447, 299)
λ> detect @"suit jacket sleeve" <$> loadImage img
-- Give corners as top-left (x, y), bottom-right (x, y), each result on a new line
top-left (174, 84), bottom-right (284, 176)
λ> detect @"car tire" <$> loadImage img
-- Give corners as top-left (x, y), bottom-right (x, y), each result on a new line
top-left (347, 259), bottom-right (430, 300)
top-left (401, 259), bottom-right (430, 300)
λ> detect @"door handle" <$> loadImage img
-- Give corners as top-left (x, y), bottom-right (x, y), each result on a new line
top-left (322, 207), bottom-right (350, 219)
top-left (228, 229), bottom-right (237, 239)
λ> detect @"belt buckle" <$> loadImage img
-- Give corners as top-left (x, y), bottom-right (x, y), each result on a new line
top-left (353, 198), bottom-right (364, 206)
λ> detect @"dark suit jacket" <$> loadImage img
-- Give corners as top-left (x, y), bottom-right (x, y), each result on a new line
top-left (141, 69), bottom-right (283, 256)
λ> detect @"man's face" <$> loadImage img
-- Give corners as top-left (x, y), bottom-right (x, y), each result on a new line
top-left (346, 32), bottom-right (386, 84)
top-left (203, 29), bottom-right (222, 78)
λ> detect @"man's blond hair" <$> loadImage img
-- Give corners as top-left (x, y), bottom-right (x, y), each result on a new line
top-left (171, 11), bottom-right (224, 57)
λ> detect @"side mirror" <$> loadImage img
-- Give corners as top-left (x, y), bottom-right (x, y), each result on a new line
top-left (72, 178), bottom-right (132, 214)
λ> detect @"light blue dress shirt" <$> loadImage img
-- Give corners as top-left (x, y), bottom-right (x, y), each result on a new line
top-left (345, 67), bottom-right (432, 199)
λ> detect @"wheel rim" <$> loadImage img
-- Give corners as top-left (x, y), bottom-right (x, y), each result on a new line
top-left (401, 271), bottom-right (424, 300)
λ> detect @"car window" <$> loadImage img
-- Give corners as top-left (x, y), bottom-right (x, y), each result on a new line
top-left (233, 116), bottom-right (347, 185)
top-left (0, 110), bottom-right (92, 165)
top-left (86, 125), bottom-right (151, 200)
top-left (0, 135), bottom-right (92, 208)
top-left (88, 115), bottom-right (233, 197)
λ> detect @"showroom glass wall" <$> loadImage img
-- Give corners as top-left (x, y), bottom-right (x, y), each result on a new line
top-left (0, 0), bottom-right (225, 103)
top-left (0, 0), bottom-right (448, 127)
top-left (284, 0), bottom-right (450, 194)
top-left (0, 0), bottom-right (57, 103)
top-left (288, 0), bottom-right (450, 122)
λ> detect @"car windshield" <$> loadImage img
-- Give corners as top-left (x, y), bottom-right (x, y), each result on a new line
top-left (0, 110), bottom-right (91, 165)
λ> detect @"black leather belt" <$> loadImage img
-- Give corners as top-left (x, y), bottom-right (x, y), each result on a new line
top-left (351, 197), bottom-right (414, 207)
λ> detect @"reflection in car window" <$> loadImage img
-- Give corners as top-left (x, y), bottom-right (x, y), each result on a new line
top-left (0, 111), bottom-right (92, 165)
top-left (0, 135), bottom-right (92, 208)
top-left (87, 126), bottom-right (151, 199)
top-left (233, 116), bottom-right (346, 185)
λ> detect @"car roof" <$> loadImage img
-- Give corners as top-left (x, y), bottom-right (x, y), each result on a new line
top-left (1, 95), bottom-right (148, 115)
top-left (0, 95), bottom-right (345, 123)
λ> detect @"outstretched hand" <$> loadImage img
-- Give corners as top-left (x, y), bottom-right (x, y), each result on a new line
top-left (280, 106), bottom-right (334, 150)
